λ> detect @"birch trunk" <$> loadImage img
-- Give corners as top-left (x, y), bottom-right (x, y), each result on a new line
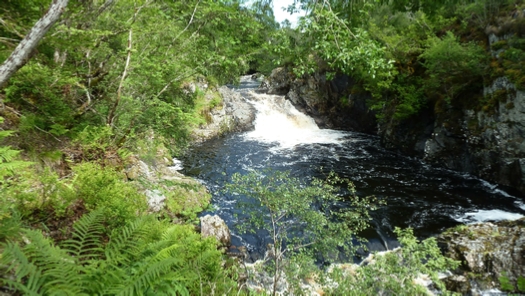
top-left (0, 0), bottom-right (69, 90)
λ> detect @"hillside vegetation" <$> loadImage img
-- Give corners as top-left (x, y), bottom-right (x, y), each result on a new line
top-left (1, 0), bottom-right (523, 295)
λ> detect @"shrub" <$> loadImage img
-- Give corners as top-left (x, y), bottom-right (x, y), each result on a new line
top-left (72, 162), bottom-right (147, 227)
top-left (420, 31), bottom-right (488, 103)
top-left (327, 228), bottom-right (460, 295)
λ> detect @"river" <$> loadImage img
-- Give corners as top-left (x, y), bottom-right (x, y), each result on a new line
top-left (180, 76), bottom-right (525, 261)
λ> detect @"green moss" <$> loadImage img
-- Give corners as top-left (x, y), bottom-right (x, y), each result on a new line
top-left (163, 180), bottom-right (211, 222)
top-left (467, 117), bottom-right (479, 132)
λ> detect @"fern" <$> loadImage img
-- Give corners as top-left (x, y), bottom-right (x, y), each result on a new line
top-left (1, 229), bottom-right (83, 295)
top-left (105, 215), bottom-right (153, 264)
top-left (0, 117), bottom-right (33, 178)
top-left (0, 146), bottom-right (20, 162)
top-left (61, 209), bottom-right (105, 261)
top-left (113, 258), bottom-right (185, 296)
top-left (1, 212), bottom-right (237, 295)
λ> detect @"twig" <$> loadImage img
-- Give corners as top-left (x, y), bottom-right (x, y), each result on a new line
top-left (33, 125), bottom-right (62, 142)
top-left (165, 0), bottom-right (201, 56)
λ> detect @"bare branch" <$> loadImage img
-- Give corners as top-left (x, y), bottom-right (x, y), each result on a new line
top-left (107, 28), bottom-right (132, 126)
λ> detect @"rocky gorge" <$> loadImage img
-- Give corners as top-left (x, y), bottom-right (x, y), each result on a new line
top-left (259, 66), bottom-right (525, 196)
top-left (182, 75), bottom-right (525, 295)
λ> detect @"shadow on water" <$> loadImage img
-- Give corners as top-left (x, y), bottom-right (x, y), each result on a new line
top-left (181, 76), bottom-right (525, 262)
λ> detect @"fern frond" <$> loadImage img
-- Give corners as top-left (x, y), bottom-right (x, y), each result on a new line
top-left (152, 243), bottom-right (184, 262)
top-left (113, 257), bottom-right (184, 296)
top-left (1, 229), bottom-right (83, 295)
top-left (0, 146), bottom-right (20, 162)
top-left (1, 277), bottom-right (42, 296)
top-left (1, 240), bottom-right (43, 293)
top-left (0, 129), bottom-right (14, 140)
top-left (61, 209), bottom-right (105, 261)
top-left (105, 215), bottom-right (154, 263)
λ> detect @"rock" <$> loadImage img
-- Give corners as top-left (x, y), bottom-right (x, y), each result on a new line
top-left (126, 155), bottom-right (211, 215)
top-left (258, 67), bottom-right (292, 95)
top-left (438, 218), bottom-right (525, 293)
top-left (442, 275), bottom-right (471, 295)
top-left (200, 214), bottom-right (231, 246)
top-left (379, 76), bottom-right (525, 194)
top-left (145, 189), bottom-right (165, 212)
top-left (219, 86), bottom-right (256, 132)
top-left (260, 67), bottom-right (377, 133)
top-left (192, 86), bottom-right (256, 142)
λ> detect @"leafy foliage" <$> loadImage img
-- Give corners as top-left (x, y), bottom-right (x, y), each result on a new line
top-left (326, 228), bottom-right (460, 295)
top-left (1, 0), bottom-right (277, 154)
top-left (71, 162), bottom-right (147, 227)
top-left (420, 31), bottom-right (488, 103)
top-left (0, 117), bottom-right (33, 178)
top-left (224, 169), bottom-right (381, 295)
top-left (1, 210), bottom-right (239, 295)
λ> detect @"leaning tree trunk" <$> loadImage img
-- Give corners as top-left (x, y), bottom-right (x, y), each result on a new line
top-left (0, 0), bottom-right (69, 90)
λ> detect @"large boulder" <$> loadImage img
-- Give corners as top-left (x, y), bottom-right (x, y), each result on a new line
top-left (438, 218), bottom-right (525, 293)
top-left (258, 67), bottom-right (292, 95)
top-left (200, 214), bottom-right (231, 247)
top-left (192, 86), bottom-right (256, 142)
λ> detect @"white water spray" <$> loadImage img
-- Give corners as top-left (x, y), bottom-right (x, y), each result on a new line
top-left (243, 91), bottom-right (346, 148)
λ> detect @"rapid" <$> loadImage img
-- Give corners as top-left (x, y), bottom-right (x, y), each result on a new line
top-left (180, 76), bottom-right (525, 261)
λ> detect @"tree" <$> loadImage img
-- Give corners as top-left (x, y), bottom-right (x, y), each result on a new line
top-left (0, 0), bottom-right (69, 90)
top-left (224, 170), bottom-right (380, 296)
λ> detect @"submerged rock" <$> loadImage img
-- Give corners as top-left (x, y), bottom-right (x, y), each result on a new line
top-left (438, 218), bottom-right (525, 293)
top-left (200, 214), bottom-right (231, 247)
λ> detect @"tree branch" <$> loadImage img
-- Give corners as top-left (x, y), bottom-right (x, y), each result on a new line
top-left (107, 28), bottom-right (132, 126)
top-left (0, 0), bottom-right (70, 91)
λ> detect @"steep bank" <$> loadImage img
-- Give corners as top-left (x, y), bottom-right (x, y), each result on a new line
top-left (381, 76), bottom-right (525, 194)
top-left (262, 63), bottom-right (525, 195)
top-left (258, 68), bottom-right (377, 134)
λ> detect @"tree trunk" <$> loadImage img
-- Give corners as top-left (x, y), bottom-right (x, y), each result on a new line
top-left (0, 0), bottom-right (69, 90)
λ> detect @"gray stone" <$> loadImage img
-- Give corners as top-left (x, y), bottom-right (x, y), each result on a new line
top-left (439, 218), bottom-right (525, 293)
top-left (200, 214), bottom-right (231, 246)
top-left (381, 76), bottom-right (525, 194)
top-left (145, 189), bottom-right (165, 212)
top-left (261, 68), bottom-right (377, 133)
top-left (192, 86), bottom-right (255, 143)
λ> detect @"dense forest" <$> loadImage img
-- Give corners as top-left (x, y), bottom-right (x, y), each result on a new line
top-left (1, 0), bottom-right (524, 294)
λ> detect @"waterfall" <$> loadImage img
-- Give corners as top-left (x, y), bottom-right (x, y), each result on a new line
top-left (243, 91), bottom-right (346, 149)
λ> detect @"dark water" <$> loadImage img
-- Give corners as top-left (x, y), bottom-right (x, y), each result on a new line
top-left (180, 77), bottom-right (525, 260)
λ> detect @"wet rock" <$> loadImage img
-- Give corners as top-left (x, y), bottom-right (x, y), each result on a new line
top-left (258, 67), bottom-right (292, 95)
top-left (200, 214), bottom-right (231, 246)
top-left (261, 68), bottom-right (377, 133)
top-left (219, 86), bottom-right (256, 132)
top-left (380, 76), bottom-right (525, 194)
top-left (442, 275), bottom-right (471, 295)
top-left (438, 218), bottom-right (525, 293)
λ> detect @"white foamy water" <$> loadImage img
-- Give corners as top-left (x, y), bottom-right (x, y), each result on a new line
top-left (244, 92), bottom-right (346, 148)
top-left (454, 209), bottom-right (524, 223)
